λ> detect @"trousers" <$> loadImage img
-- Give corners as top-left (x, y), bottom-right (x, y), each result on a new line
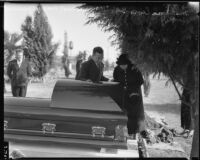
top-left (12, 85), bottom-right (27, 97)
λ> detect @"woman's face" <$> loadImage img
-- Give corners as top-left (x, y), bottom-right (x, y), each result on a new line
top-left (119, 64), bottom-right (128, 70)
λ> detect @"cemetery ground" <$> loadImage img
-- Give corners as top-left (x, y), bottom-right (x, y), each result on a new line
top-left (4, 68), bottom-right (193, 158)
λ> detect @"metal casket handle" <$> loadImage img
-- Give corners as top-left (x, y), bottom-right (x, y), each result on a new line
top-left (42, 123), bottom-right (56, 134)
top-left (92, 126), bottom-right (106, 138)
top-left (4, 120), bottom-right (8, 130)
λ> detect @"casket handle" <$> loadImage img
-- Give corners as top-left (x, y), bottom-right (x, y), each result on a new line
top-left (42, 123), bottom-right (56, 134)
top-left (4, 120), bottom-right (8, 130)
top-left (92, 126), bottom-right (106, 138)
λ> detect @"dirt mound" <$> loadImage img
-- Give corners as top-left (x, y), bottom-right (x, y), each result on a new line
top-left (144, 112), bottom-right (162, 129)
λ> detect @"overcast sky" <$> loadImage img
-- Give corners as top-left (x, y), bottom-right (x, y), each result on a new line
top-left (4, 3), bottom-right (119, 62)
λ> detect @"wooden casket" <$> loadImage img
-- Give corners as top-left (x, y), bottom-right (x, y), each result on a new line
top-left (4, 80), bottom-right (138, 157)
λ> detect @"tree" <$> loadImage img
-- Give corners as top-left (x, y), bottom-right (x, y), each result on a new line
top-left (62, 31), bottom-right (71, 78)
top-left (4, 31), bottom-right (23, 93)
top-left (82, 50), bottom-right (87, 61)
top-left (63, 31), bottom-right (69, 57)
top-left (80, 3), bottom-right (199, 157)
top-left (76, 51), bottom-right (83, 60)
top-left (4, 31), bottom-right (22, 82)
top-left (4, 31), bottom-right (22, 64)
top-left (110, 62), bottom-right (115, 70)
top-left (21, 4), bottom-right (59, 78)
top-left (104, 60), bottom-right (110, 71)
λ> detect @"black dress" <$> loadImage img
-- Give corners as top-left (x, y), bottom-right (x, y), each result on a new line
top-left (113, 64), bottom-right (145, 134)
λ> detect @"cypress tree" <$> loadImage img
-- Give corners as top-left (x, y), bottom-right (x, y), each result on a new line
top-left (21, 4), bottom-right (59, 78)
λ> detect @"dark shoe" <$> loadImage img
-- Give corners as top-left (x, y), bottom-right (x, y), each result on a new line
top-left (179, 129), bottom-right (188, 135)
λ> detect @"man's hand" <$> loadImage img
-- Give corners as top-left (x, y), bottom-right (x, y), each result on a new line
top-left (27, 77), bottom-right (32, 83)
top-left (86, 79), bottom-right (92, 82)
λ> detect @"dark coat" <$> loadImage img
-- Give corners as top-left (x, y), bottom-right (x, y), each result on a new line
top-left (75, 59), bottom-right (83, 80)
top-left (78, 59), bottom-right (108, 82)
top-left (99, 62), bottom-right (109, 81)
top-left (7, 58), bottom-right (32, 87)
top-left (113, 65), bottom-right (144, 94)
top-left (113, 64), bottom-right (145, 134)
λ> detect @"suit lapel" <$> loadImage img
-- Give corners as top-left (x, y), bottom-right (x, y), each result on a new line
top-left (90, 59), bottom-right (100, 71)
top-left (14, 60), bottom-right (20, 71)
top-left (19, 60), bottom-right (25, 70)
top-left (90, 59), bottom-right (101, 81)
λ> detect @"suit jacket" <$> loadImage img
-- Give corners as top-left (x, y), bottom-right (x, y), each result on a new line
top-left (7, 58), bottom-right (32, 87)
top-left (98, 62), bottom-right (109, 81)
top-left (78, 59), bottom-right (108, 82)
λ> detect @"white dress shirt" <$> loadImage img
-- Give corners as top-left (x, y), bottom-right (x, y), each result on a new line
top-left (17, 59), bottom-right (23, 68)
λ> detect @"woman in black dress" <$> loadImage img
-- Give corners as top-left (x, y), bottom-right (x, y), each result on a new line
top-left (113, 54), bottom-right (145, 138)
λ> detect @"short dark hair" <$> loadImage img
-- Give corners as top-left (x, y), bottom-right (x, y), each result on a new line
top-left (93, 47), bottom-right (103, 55)
top-left (16, 48), bottom-right (23, 52)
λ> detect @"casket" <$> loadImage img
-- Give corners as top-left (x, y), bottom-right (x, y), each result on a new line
top-left (4, 79), bottom-right (139, 157)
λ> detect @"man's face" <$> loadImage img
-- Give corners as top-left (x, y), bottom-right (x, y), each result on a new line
top-left (98, 54), bottom-right (104, 63)
top-left (16, 51), bottom-right (23, 61)
top-left (93, 52), bottom-right (102, 63)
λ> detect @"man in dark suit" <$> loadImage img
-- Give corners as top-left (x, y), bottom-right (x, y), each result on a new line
top-left (78, 47), bottom-right (108, 83)
top-left (7, 48), bottom-right (32, 97)
top-left (98, 53), bottom-right (109, 82)
top-left (75, 55), bottom-right (83, 80)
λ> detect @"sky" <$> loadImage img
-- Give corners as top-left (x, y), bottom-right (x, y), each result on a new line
top-left (4, 2), bottom-right (199, 62)
top-left (4, 3), bottom-right (119, 62)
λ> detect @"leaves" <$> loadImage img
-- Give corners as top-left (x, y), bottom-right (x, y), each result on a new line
top-left (80, 3), bottom-right (198, 91)
top-left (21, 4), bottom-right (59, 77)
top-left (4, 31), bottom-right (22, 64)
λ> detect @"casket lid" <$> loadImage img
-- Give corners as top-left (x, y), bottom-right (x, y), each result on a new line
top-left (50, 80), bottom-right (122, 112)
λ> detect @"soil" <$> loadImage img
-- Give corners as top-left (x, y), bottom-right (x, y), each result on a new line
top-left (4, 70), bottom-right (193, 158)
top-left (142, 76), bottom-right (193, 158)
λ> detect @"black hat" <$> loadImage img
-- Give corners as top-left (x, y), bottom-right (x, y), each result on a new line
top-left (116, 54), bottom-right (131, 65)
